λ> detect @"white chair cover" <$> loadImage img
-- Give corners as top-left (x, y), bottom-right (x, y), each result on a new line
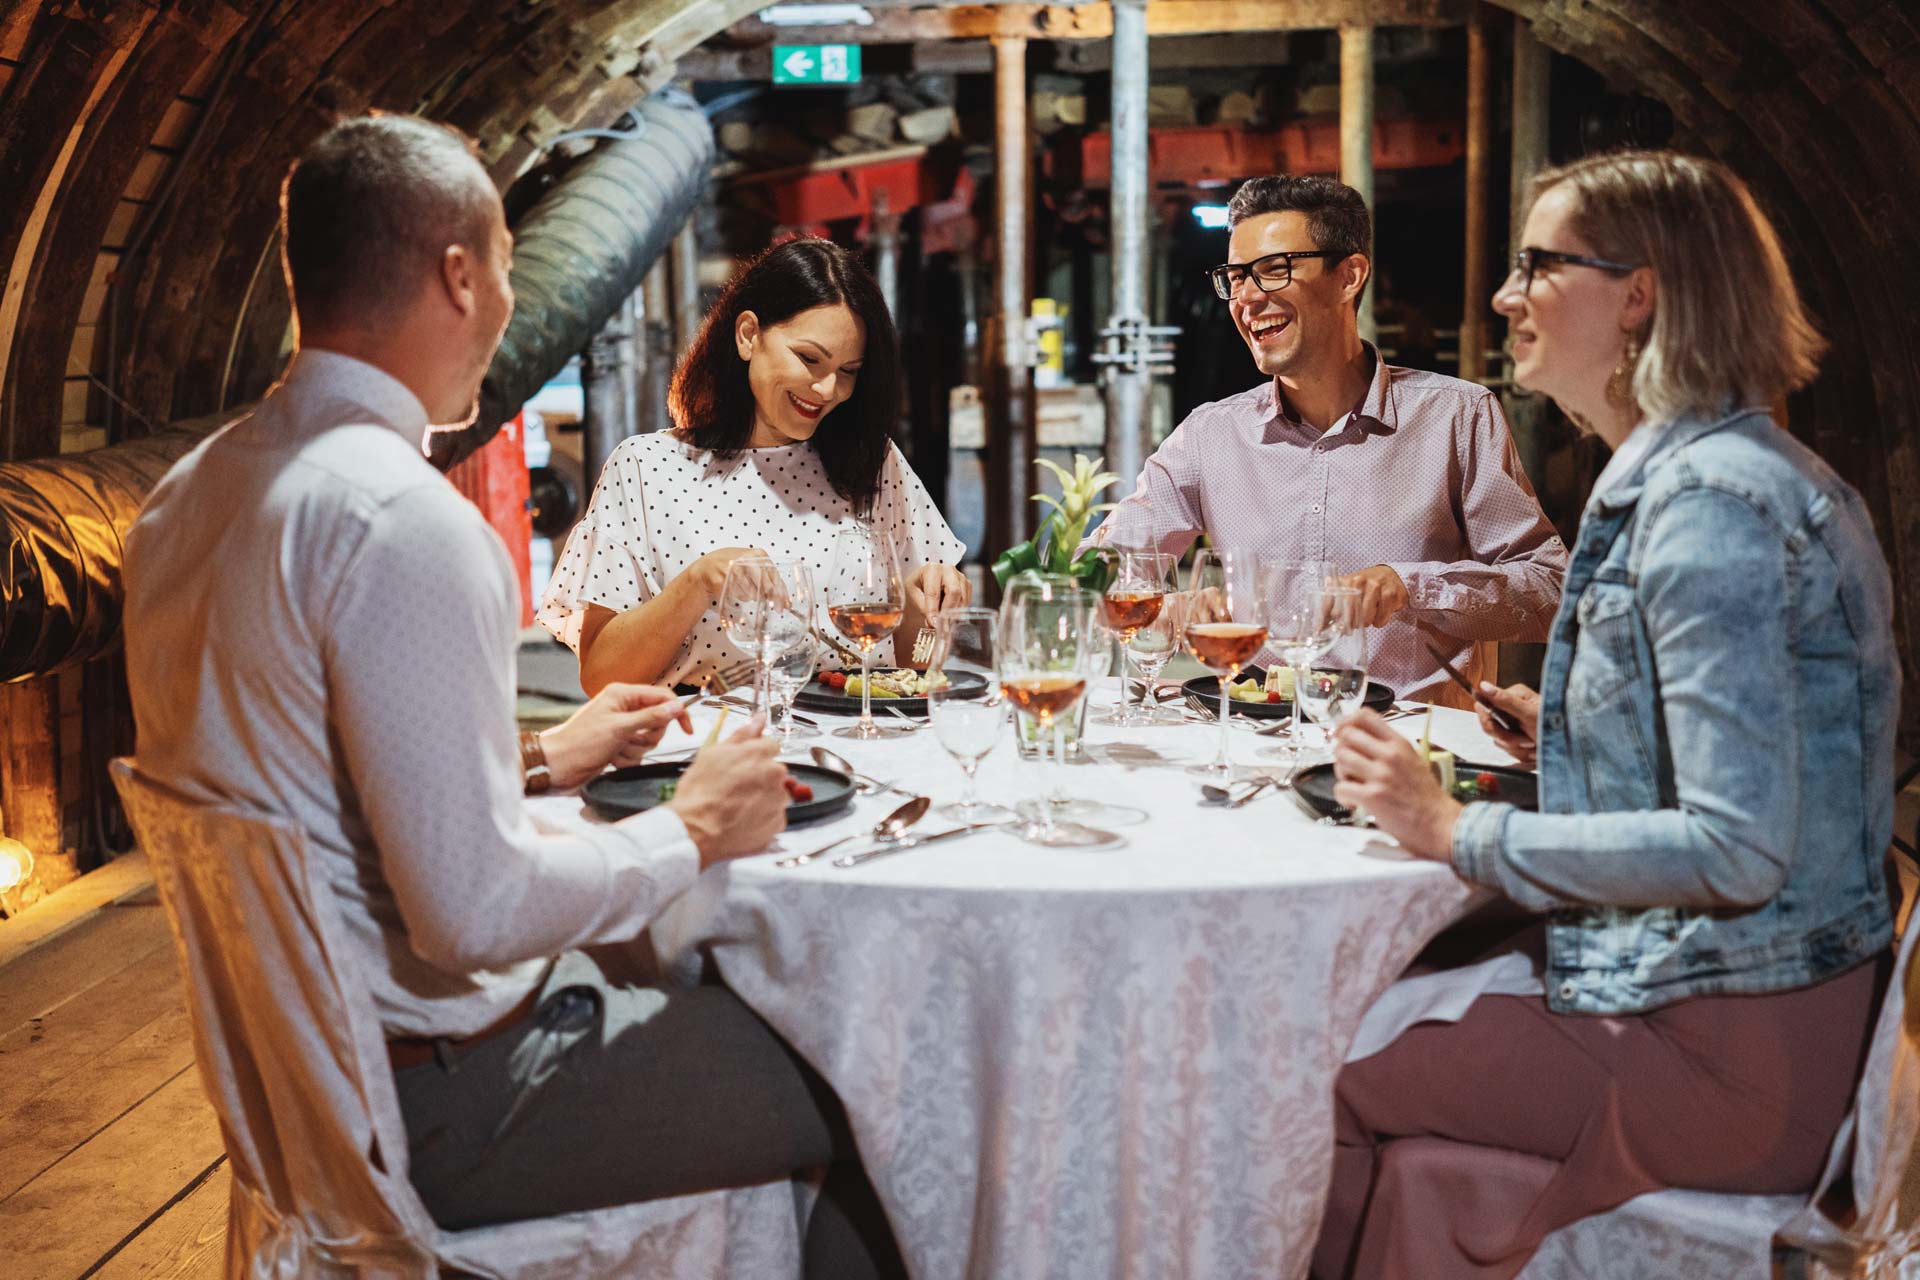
top-left (1517, 918), bottom-right (1920, 1280)
top-left (111, 758), bottom-right (802, 1280)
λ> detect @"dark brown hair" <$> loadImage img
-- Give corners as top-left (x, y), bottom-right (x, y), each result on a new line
top-left (281, 113), bottom-right (496, 330)
top-left (668, 238), bottom-right (898, 506)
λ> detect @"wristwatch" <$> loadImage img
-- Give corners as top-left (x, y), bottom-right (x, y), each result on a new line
top-left (518, 730), bottom-right (552, 795)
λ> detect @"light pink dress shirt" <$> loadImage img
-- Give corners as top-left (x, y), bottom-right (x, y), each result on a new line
top-left (124, 351), bottom-right (699, 1038)
top-left (1093, 351), bottom-right (1567, 699)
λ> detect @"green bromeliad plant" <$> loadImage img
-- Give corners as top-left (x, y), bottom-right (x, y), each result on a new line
top-left (991, 454), bottom-right (1124, 593)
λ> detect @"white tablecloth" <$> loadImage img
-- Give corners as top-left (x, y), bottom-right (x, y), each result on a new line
top-left (535, 689), bottom-right (1514, 1280)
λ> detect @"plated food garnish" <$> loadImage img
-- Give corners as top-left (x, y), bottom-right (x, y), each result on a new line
top-left (813, 668), bottom-right (949, 699)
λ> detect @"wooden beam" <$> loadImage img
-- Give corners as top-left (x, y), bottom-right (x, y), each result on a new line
top-left (723, 0), bottom-right (1469, 45)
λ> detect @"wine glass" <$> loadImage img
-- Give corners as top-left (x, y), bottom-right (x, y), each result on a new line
top-left (825, 526), bottom-right (909, 741)
top-left (1183, 548), bottom-right (1269, 781)
top-left (1261, 559), bottom-right (1336, 764)
top-left (1289, 586), bottom-right (1365, 758)
top-left (1097, 549), bottom-right (1176, 727)
top-left (928, 607), bottom-right (1014, 824)
top-left (1123, 588), bottom-right (1186, 726)
top-left (719, 557), bottom-right (814, 711)
top-left (766, 637), bottom-right (822, 751)
top-left (999, 582), bottom-right (1116, 847)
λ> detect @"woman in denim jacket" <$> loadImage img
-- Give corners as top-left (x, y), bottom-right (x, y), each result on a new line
top-left (1313, 151), bottom-right (1897, 1279)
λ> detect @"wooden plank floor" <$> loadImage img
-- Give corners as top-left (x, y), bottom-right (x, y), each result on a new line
top-left (0, 860), bottom-right (225, 1280)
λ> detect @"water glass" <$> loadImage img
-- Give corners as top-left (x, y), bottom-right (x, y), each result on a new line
top-left (928, 607), bottom-right (1013, 824)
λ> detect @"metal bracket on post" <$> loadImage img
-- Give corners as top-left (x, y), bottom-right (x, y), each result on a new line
top-left (1091, 314), bottom-right (1180, 377)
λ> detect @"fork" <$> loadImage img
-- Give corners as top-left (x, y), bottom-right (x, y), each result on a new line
top-left (703, 659), bottom-right (758, 696)
top-left (909, 626), bottom-right (936, 666)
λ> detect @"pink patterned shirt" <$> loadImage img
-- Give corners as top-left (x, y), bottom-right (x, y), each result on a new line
top-left (1093, 352), bottom-right (1567, 700)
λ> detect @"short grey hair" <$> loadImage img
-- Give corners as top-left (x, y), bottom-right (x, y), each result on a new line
top-left (1525, 150), bottom-right (1826, 422)
top-left (280, 113), bottom-right (498, 329)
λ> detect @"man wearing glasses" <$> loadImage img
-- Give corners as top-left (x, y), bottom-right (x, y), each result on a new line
top-left (1093, 175), bottom-right (1567, 704)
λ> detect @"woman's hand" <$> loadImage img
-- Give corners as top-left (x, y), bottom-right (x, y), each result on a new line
top-left (1330, 709), bottom-right (1464, 861)
top-left (686, 547), bottom-right (770, 603)
top-left (905, 564), bottom-right (970, 621)
top-left (1475, 681), bottom-right (1541, 767)
top-left (540, 683), bottom-right (693, 790)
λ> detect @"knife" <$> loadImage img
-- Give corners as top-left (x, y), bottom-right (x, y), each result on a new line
top-left (832, 822), bottom-right (1000, 868)
top-left (1421, 642), bottom-right (1524, 736)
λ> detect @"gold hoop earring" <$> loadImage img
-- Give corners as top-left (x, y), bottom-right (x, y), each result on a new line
top-left (1606, 333), bottom-right (1643, 409)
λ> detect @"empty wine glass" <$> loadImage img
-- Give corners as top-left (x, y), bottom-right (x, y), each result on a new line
top-left (825, 526), bottom-right (909, 740)
top-left (719, 556), bottom-right (814, 710)
top-left (1183, 548), bottom-right (1269, 781)
top-left (928, 607), bottom-right (1014, 824)
top-left (999, 582), bottom-right (1116, 847)
top-left (1289, 586), bottom-right (1365, 759)
top-left (1098, 549), bottom-right (1177, 727)
top-left (1261, 559), bottom-right (1336, 764)
top-left (767, 637), bottom-right (822, 751)
top-left (1122, 588), bottom-right (1186, 726)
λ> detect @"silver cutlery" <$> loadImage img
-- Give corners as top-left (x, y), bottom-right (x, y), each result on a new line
top-left (718, 693), bottom-right (820, 728)
top-left (832, 821), bottom-right (998, 869)
top-left (884, 706), bottom-right (927, 729)
top-left (810, 745), bottom-right (916, 799)
top-left (774, 795), bottom-right (930, 868)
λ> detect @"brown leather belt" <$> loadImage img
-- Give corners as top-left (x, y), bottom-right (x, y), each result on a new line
top-left (387, 988), bottom-right (540, 1072)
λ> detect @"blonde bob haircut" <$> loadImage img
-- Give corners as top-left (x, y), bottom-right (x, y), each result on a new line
top-left (1525, 150), bottom-right (1826, 424)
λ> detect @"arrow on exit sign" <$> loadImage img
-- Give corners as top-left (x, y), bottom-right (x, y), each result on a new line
top-left (771, 44), bottom-right (861, 85)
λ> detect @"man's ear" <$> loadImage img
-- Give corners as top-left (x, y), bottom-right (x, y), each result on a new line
top-left (735, 310), bottom-right (760, 361)
top-left (439, 243), bottom-right (477, 317)
top-left (1341, 254), bottom-right (1372, 310)
top-left (1619, 265), bottom-right (1656, 335)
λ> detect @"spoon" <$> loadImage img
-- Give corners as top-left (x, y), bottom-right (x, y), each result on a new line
top-left (774, 795), bottom-right (931, 868)
top-left (810, 745), bottom-right (915, 798)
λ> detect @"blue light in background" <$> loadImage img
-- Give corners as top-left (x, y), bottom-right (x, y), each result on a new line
top-left (1191, 204), bottom-right (1230, 229)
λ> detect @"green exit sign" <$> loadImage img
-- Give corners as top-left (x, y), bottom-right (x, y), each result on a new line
top-left (771, 44), bottom-right (861, 86)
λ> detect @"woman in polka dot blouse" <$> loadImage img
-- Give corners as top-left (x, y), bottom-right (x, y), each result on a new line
top-left (539, 238), bottom-right (969, 692)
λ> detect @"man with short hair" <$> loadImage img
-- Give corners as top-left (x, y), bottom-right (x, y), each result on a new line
top-left (123, 113), bottom-right (902, 1275)
top-left (1096, 175), bottom-right (1566, 701)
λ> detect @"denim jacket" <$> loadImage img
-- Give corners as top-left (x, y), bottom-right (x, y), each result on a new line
top-left (1451, 407), bottom-right (1897, 1015)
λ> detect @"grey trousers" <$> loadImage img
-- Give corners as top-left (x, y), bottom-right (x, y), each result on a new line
top-left (394, 949), bottom-right (905, 1279)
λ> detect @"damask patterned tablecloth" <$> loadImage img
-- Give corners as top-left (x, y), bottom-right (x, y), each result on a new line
top-left (546, 695), bottom-right (1508, 1280)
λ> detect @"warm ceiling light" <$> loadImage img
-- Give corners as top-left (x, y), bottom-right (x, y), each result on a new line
top-left (0, 837), bottom-right (32, 892)
top-left (759, 5), bottom-right (874, 26)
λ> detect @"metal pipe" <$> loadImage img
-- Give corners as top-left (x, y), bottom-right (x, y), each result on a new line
top-left (581, 293), bottom-right (638, 492)
top-left (1340, 23), bottom-right (1377, 344)
top-left (642, 259), bottom-right (674, 433)
top-left (1104, 0), bottom-right (1151, 491)
top-left (873, 188), bottom-right (901, 323)
top-left (1460, 5), bottom-right (1492, 383)
top-left (671, 216), bottom-right (702, 359)
top-left (1505, 15), bottom-right (1553, 487)
top-left (987, 34), bottom-right (1035, 558)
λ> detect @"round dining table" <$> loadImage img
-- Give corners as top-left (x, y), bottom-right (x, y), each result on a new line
top-left (532, 688), bottom-right (1518, 1280)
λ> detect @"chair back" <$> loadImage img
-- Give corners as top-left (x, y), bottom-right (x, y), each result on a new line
top-left (111, 759), bottom-right (438, 1277)
top-left (1777, 917), bottom-right (1920, 1276)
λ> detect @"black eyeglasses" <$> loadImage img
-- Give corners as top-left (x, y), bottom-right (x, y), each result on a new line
top-left (1205, 250), bottom-right (1343, 301)
top-left (1506, 247), bottom-right (1641, 294)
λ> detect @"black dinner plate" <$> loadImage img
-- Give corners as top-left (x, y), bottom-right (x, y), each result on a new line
top-left (1180, 667), bottom-right (1396, 720)
top-left (793, 667), bottom-right (990, 717)
top-left (583, 762), bottom-right (856, 825)
top-left (1292, 761), bottom-right (1539, 822)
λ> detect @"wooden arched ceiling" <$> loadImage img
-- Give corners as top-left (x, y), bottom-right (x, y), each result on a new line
top-left (2, 0), bottom-right (1919, 703)
top-left (0, 0), bottom-right (757, 463)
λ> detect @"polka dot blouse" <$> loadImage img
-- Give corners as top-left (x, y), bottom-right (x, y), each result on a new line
top-left (538, 433), bottom-right (967, 681)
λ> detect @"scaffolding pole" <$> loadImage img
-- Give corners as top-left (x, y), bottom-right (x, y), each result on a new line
top-left (1460, 4), bottom-right (1493, 383)
top-left (986, 34), bottom-right (1035, 560)
top-left (1103, 0), bottom-right (1152, 490)
top-left (1340, 23), bottom-right (1376, 344)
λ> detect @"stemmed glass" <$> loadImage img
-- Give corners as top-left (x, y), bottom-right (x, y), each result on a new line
top-left (766, 638), bottom-right (822, 751)
top-left (1183, 548), bottom-right (1269, 781)
top-left (1123, 589), bottom-right (1186, 726)
top-left (1286, 586), bottom-right (1365, 759)
top-left (1097, 550), bottom-right (1177, 727)
top-left (999, 582), bottom-right (1115, 847)
top-left (1261, 559), bottom-right (1336, 763)
top-left (719, 556), bottom-right (815, 711)
top-left (825, 526), bottom-right (910, 741)
top-left (928, 607), bottom-right (1014, 825)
